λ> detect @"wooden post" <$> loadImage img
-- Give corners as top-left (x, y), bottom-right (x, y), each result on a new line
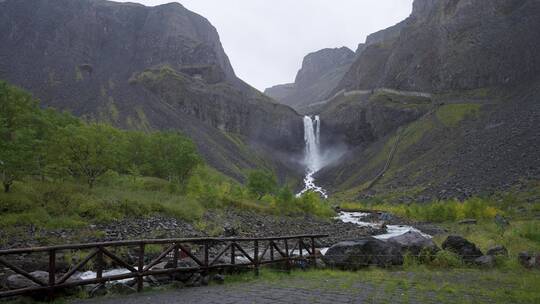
top-left (284, 239), bottom-right (291, 273)
top-left (254, 240), bottom-right (259, 276)
top-left (137, 243), bottom-right (144, 292)
top-left (311, 237), bottom-right (317, 268)
top-left (270, 241), bottom-right (274, 261)
top-left (172, 244), bottom-right (179, 268)
top-left (230, 243), bottom-right (235, 265)
top-left (96, 248), bottom-right (103, 280)
top-left (48, 249), bottom-right (56, 299)
top-left (299, 239), bottom-right (303, 257)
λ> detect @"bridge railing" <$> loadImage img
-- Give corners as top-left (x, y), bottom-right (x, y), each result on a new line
top-left (0, 234), bottom-right (327, 298)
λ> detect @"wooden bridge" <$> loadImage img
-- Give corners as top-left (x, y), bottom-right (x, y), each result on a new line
top-left (0, 234), bottom-right (327, 298)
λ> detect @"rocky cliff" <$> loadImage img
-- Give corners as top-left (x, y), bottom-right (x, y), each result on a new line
top-left (264, 47), bottom-right (355, 113)
top-left (316, 0), bottom-right (540, 200)
top-left (334, 0), bottom-right (540, 94)
top-left (0, 0), bottom-right (304, 181)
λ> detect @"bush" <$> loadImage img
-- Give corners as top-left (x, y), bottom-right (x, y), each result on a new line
top-left (515, 222), bottom-right (540, 244)
top-left (429, 250), bottom-right (463, 268)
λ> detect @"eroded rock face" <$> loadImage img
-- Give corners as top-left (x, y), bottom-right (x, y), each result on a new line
top-left (265, 47), bottom-right (356, 113)
top-left (322, 237), bottom-right (403, 269)
top-left (335, 0), bottom-right (540, 94)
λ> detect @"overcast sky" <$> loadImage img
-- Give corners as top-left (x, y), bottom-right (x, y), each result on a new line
top-left (115, 0), bottom-right (414, 91)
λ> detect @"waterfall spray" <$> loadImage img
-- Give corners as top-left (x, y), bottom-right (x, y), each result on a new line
top-left (297, 115), bottom-right (328, 198)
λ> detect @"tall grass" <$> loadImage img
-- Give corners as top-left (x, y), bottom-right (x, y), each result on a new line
top-left (0, 166), bottom-right (333, 231)
top-left (341, 197), bottom-right (499, 223)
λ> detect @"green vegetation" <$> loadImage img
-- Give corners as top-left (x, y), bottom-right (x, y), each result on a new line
top-left (0, 81), bottom-right (333, 239)
top-left (341, 197), bottom-right (500, 223)
top-left (221, 268), bottom-right (540, 303)
top-left (436, 103), bottom-right (481, 127)
top-left (247, 169), bottom-right (277, 199)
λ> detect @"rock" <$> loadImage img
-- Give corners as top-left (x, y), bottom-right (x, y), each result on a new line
top-left (89, 284), bottom-right (108, 298)
top-left (322, 237), bottom-right (403, 269)
top-left (109, 282), bottom-right (137, 295)
top-left (211, 274), bottom-right (225, 284)
top-left (518, 252), bottom-right (538, 269)
top-left (474, 255), bottom-right (495, 268)
top-left (6, 271), bottom-right (49, 290)
top-left (459, 219), bottom-right (477, 225)
top-left (264, 47), bottom-right (356, 111)
top-left (486, 245), bottom-right (508, 257)
top-left (387, 231), bottom-right (439, 256)
top-left (201, 275), bottom-right (210, 286)
top-left (442, 236), bottom-right (483, 263)
top-left (185, 273), bottom-right (202, 287)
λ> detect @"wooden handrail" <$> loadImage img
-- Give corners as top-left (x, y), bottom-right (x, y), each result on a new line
top-left (0, 234), bottom-right (328, 299)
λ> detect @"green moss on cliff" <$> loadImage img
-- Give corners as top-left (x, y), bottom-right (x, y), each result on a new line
top-left (436, 104), bottom-right (481, 127)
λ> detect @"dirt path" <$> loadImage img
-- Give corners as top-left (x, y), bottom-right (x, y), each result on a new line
top-left (71, 269), bottom-right (539, 304)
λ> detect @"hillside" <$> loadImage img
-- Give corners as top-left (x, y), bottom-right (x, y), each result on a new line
top-left (0, 0), bottom-right (304, 181)
top-left (315, 0), bottom-right (540, 201)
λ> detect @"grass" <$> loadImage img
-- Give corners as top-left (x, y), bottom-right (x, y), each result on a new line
top-left (341, 197), bottom-right (500, 223)
top-left (436, 103), bottom-right (481, 127)
top-left (220, 268), bottom-right (540, 303)
top-left (0, 166), bottom-right (334, 246)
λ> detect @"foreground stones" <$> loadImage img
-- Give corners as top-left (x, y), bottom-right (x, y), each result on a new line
top-left (322, 237), bottom-right (403, 269)
top-left (387, 231), bottom-right (439, 256)
top-left (442, 235), bottom-right (483, 262)
top-left (518, 252), bottom-right (540, 269)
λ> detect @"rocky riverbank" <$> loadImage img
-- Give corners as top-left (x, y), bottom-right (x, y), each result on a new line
top-left (0, 208), bottom-right (384, 250)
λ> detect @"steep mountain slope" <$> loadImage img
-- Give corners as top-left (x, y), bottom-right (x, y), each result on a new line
top-left (334, 0), bottom-right (540, 94)
top-left (0, 0), bottom-right (304, 181)
top-left (317, 0), bottom-right (540, 201)
top-left (264, 47), bottom-right (355, 113)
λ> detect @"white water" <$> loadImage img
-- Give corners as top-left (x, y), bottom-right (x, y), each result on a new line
top-left (336, 211), bottom-right (432, 240)
top-left (297, 115), bottom-right (328, 198)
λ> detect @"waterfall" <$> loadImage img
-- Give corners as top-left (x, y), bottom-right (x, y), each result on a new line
top-left (297, 115), bottom-right (328, 198)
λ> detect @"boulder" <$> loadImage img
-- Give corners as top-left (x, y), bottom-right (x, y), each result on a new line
top-left (486, 245), bottom-right (508, 257)
top-left (518, 252), bottom-right (539, 269)
top-left (6, 271), bottom-right (49, 290)
top-left (185, 273), bottom-right (202, 287)
top-left (88, 284), bottom-right (108, 298)
top-left (387, 231), bottom-right (439, 256)
top-left (322, 237), bottom-right (403, 269)
top-left (211, 274), bottom-right (225, 284)
top-left (474, 255), bottom-right (495, 268)
top-left (442, 236), bottom-right (483, 263)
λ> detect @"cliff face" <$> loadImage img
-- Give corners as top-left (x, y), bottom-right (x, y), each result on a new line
top-left (334, 0), bottom-right (540, 94)
top-left (317, 0), bottom-right (540, 201)
top-left (264, 47), bottom-right (355, 113)
top-left (0, 0), bottom-right (304, 181)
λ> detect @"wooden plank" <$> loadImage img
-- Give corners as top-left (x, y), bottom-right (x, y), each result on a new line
top-left (0, 235), bottom-right (329, 255)
top-left (58, 249), bottom-right (99, 284)
top-left (177, 244), bottom-right (203, 266)
top-left (209, 243), bottom-right (231, 266)
top-left (143, 244), bottom-right (175, 271)
top-left (0, 257), bottom-right (47, 286)
top-left (100, 247), bottom-right (137, 273)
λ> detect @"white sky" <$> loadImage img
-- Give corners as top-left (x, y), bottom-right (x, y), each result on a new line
top-left (115, 0), bottom-right (414, 91)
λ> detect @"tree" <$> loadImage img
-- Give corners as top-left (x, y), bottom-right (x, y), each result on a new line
top-left (0, 81), bottom-right (39, 192)
top-left (247, 169), bottom-right (277, 200)
top-left (57, 123), bottom-right (125, 188)
top-left (147, 132), bottom-right (202, 185)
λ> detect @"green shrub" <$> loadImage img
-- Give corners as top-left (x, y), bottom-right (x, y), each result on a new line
top-left (515, 222), bottom-right (540, 244)
top-left (429, 250), bottom-right (463, 268)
